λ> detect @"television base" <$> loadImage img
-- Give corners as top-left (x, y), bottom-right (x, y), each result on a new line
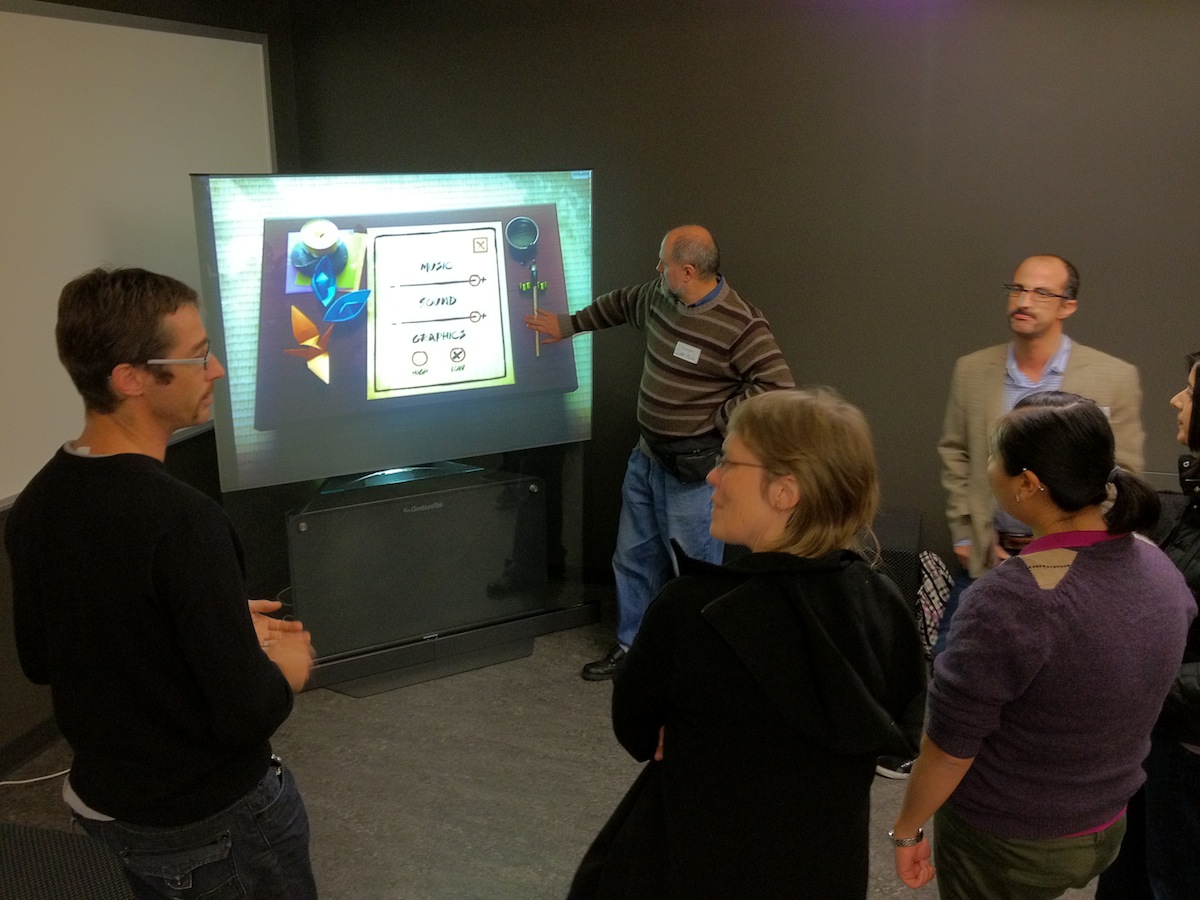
top-left (288, 468), bottom-right (596, 693)
top-left (324, 638), bottom-right (533, 698)
top-left (312, 603), bottom-right (596, 697)
top-left (318, 460), bottom-right (481, 494)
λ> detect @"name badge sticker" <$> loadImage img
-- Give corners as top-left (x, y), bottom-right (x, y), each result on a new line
top-left (673, 341), bottom-right (701, 364)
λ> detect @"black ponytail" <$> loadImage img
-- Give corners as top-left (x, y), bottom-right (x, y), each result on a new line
top-left (1000, 391), bottom-right (1159, 535)
top-left (1105, 467), bottom-right (1161, 535)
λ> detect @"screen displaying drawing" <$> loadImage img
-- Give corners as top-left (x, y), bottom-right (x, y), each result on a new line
top-left (367, 223), bottom-right (514, 398)
top-left (192, 171), bottom-right (593, 493)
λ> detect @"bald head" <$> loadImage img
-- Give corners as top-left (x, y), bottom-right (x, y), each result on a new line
top-left (1021, 254), bottom-right (1079, 299)
top-left (657, 225), bottom-right (721, 305)
top-left (664, 225), bottom-right (720, 279)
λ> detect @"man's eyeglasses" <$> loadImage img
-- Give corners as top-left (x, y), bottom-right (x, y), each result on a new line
top-left (713, 450), bottom-right (769, 471)
top-left (145, 349), bottom-right (212, 370)
top-left (1003, 283), bottom-right (1071, 304)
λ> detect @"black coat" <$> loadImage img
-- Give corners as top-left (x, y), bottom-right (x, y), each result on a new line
top-left (570, 549), bottom-right (927, 900)
top-left (1154, 455), bottom-right (1200, 745)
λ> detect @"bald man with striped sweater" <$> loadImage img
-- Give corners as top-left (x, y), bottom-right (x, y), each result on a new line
top-left (526, 225), bottom-right (795, 679)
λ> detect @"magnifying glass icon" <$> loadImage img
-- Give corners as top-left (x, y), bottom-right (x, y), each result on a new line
top-left (505, 217), bottom-right (544, 357)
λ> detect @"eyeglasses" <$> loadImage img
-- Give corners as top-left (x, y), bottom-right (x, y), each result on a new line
top-left (1003, 283), bottom-right (1071, 304)
top-left (714, 450), bottom-right (769, 471)
top-left (145, 349), bottom-right (211, 370)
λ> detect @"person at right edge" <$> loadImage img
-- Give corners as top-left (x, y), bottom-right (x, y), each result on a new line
top-left (1096, 352), bottom-right (1200, 900)
top-left (525, 225), bottom-right (794, 680)
top-left (891, 391), bottom-right (1194, 899)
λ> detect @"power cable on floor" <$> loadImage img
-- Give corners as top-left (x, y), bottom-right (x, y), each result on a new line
top-left (0, 768), bottom-right (69, 786)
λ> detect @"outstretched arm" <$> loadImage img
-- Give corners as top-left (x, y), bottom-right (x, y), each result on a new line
top-left (524, 309), bottom-right (565, 343)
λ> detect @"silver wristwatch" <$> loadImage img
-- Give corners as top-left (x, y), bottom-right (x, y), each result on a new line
top-left (887, 827), bottom-right (924, 847)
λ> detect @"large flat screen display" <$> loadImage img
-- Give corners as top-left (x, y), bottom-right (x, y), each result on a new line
top-left (191, 171), bottom-right (593, 492)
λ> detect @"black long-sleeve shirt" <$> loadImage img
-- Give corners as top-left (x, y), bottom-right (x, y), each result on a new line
top-left (6, 448), bottom-right (293, 826)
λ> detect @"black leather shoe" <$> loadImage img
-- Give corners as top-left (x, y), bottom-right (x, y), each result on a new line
top-left (581, 645), bottom-right (626, 681)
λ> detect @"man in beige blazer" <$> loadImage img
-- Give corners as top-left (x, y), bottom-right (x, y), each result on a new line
top-left (939, 254), bottom-right (1144, 581)
top-left (872, 254), bottom-right (1147, 779)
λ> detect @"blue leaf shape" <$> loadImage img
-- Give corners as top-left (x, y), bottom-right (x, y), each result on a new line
top-left (324, 289), bottom-right (371, 323)
top-left (312, 256), bottom-right (337, 307)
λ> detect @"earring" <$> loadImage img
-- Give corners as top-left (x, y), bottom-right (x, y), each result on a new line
top-left (1015, 492), bottom-right (1022, 503)
top-left (1037, 485), bottom-right (1045, 492)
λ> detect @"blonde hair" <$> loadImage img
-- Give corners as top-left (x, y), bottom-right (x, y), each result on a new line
top-left (728, 388), bottom-right (879, 558)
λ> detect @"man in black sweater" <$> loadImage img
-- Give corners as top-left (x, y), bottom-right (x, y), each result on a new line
top-left (6, 268), bottom-right (318, 899)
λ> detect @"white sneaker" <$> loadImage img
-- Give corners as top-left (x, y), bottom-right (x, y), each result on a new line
top-left (875, 757), bottom-right (914, 779)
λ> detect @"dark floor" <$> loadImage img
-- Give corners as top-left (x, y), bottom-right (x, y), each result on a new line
top-left (0, 604), bottom-right (1096, 899)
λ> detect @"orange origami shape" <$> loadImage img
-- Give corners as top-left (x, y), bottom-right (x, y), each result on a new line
top-left (284, 305), bottom-right (334, 384)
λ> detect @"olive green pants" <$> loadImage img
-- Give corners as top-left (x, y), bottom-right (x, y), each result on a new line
top-left (933, 804), bottom-right (1126, 900)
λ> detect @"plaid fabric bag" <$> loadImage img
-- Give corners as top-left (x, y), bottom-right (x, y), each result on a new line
top-left (914, 550), bottom-right (951, 659)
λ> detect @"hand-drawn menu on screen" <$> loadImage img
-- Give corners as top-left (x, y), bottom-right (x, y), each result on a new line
top-left (366, 222), bottom-right (515, 399)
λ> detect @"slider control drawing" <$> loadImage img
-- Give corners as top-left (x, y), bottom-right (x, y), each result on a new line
top-left (504, 216), bottom-right (547, 358)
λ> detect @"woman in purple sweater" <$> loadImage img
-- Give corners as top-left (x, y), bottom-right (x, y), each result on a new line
top-left (891, 391), bottom-right (1196, 899)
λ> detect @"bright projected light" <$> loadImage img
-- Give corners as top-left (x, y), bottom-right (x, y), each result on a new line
top-left (191, 171), bottom-right (593, 492)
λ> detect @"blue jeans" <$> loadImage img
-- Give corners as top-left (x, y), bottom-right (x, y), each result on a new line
top-left (613, 447), bottom-right (723, 649)
top-left (76, 761), bottom-right (316, 900)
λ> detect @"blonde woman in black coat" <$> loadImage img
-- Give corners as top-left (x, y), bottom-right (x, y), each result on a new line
top-left (569, 389), bottom-right (927, 900)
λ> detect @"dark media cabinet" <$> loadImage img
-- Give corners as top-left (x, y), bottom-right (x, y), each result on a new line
top-left (286, 467), bottom-right (594, 696)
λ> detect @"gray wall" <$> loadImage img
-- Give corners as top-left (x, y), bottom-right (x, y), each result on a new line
top-left (21, 0), bottom-right (300, 166)
top-left (285, 0), bottom-right (1200, 572)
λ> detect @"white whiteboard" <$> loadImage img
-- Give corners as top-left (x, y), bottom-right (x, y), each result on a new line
top-left (0, 1), bottom-right (274, 502)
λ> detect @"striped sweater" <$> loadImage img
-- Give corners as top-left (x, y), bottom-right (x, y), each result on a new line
top-left (559, 279), bottom-right (794, 440)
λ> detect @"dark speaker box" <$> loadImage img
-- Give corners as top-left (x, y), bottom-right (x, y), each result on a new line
top-left (874, 508), bottom-right (922, 605)
top-left (286, 469), bottom-right (550, 690)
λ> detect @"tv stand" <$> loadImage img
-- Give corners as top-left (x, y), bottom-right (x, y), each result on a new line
top-left (287, 467), bottom-right (594, 695)
top-left (318, 460), bottom-right (481, 494)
